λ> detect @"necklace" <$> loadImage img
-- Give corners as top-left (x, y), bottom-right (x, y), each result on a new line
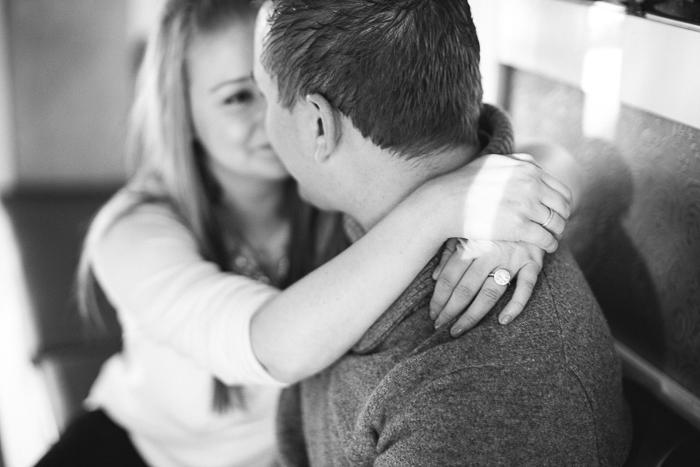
top-left (214, 195), bottom-right (291, 287)
top-left (223, 217), bottom-right (291, 287)
top-left (230, 241), bottom-right (290, 286)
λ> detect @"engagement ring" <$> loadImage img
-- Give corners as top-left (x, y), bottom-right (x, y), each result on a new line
top-left (488, 268), bottom-right (511, 286)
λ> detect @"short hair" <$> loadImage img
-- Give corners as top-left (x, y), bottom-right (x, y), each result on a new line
top-left (262, 0), bottom-right (483, 158)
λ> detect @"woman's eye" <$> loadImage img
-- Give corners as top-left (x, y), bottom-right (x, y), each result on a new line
top-left (224, 90), bottom-right (254, 106)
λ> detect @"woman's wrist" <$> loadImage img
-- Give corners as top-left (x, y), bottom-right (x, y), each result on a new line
top-left (395, 181), bottom-right (457, 246)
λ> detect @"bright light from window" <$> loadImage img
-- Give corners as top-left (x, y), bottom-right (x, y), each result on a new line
top-left (581, 6), bottom-right (625, 141)
top-left (0, 206), bottom-right (58, 467)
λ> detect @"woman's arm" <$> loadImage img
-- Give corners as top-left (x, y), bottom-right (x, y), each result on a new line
top-left (92, 155), bottom-right (570, 386)
top-left (251, 154), bottom-right (571, 383)
top-left (91, 199), bottom-right (286, 387)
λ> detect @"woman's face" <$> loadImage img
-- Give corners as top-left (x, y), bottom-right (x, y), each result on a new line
top-left (187, 19), bottom-right (288, 182)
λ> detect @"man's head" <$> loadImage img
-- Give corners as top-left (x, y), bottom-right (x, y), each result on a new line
top-left (254, 0), bottom-right (483, 214)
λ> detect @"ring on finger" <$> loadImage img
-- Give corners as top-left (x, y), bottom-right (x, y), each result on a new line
top-left (541, 207), bottom-right (554, 228)
top-left (488, 268), bottom-right (511, 287)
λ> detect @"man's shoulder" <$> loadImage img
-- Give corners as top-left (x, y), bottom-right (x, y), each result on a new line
top-left (424, 250), bottom-right (600, 353)
top-left (359, 250), bottom-right (629, 464)
top-left (373, 248), bottom-right (615, 409)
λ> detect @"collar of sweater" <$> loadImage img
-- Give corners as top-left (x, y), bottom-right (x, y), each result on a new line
top-left (344, 103), bottom-right (514, 354)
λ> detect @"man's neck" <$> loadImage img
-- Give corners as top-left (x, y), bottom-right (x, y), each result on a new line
top-left (349, 143), bottom-right (480, 231)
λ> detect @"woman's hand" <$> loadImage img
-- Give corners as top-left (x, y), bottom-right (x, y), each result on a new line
top-left (429, 238), bottom-right (544, 337)
top-left (417, 153), bottom-right (572, 253)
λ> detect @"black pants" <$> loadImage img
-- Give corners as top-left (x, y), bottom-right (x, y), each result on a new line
top-left (34, 410), bottom-right (150, 467)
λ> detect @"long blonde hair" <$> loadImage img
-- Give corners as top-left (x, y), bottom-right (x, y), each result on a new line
top-left (77, 0), bottom-right (264, 413)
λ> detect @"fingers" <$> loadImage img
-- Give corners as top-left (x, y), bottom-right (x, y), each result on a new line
top-left (520, 184), bottom-right (568, 251)
top-left (501, 164), bottom-right (571, 250)
top-left (448, 260), bottom-right (541, 337)
top-left (432, 238), bottom-right (459, 281)
top-left (431, 240), bottom-right (545, 338)
top-left (536, 204), bottom-right (566, 237)
top-left (429, 242), bottom-right (474, 320)
top-left (541, 172), bottom-right (574, 207)
top-left (498, 261), bottom-right (541, 326)
top-left (539, 176), bottom-right (572, 221)
top-left (448, 267), bottom-right (510, 337)
top-left (433, 257), bottom-right (493, 330)
top-left (519, 222), bottom-right (559, 253)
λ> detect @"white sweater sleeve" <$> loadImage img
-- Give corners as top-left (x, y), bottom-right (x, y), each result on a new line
top-left (90, 201), bottom-right (286, 387)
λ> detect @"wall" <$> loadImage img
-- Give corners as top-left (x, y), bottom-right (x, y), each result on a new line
top-left (3, 0), bottom-right (132, 190)
top-left (487, 0), bottom-right (700, 425)
top-left (508, 69), bottom-right (700, 393)
top-left (0, 1), bottom-right (15, 192)
top-left (127, 0), bottom-right (166, 39)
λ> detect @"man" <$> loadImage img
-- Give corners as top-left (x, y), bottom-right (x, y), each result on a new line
top-left (253, 0), bottom-right (631, 465)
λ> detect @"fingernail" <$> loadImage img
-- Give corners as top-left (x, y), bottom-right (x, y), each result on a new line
top-left (500, 315), bottom-right (512, 325)
top-left (434, 319), bottom-right (445, 330)
top-left (451, 327), bottom-right (463, 338)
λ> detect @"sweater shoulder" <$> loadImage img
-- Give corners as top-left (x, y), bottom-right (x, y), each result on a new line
top-left (364, 249), bottom-right (630, 465)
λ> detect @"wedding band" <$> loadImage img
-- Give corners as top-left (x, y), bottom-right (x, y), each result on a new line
top-left (541, 207), bottom-right (554, 228)
top-left (488, 268), bottom-right (511, 286)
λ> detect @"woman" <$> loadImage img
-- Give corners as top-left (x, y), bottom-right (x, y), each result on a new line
top-left (35, 1), bottom-right (570, 466)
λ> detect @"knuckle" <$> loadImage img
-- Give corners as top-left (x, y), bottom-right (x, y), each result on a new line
top-left (523, 242), bottom-right (540, 257)
top-left (481, 287), bottom-right (503, 303)
top-left (542, 231), bottom-right (556, 250)
top-left (563, 202), bottom-right (573, 218)
top-left (523, 176), bottom-right (538, 193)
top-left (528, 198), bottom-right (542, 217)
top-left (458, 313), bottom-right (479, 329)
top-left (441, 307), bottom-right (460, 322)
top-left (437, 274), bottom-right (457, 290)
top-left (453, 283), bottom-right (476, 301)
top-left (532, 228), bottom-right (548, 249)
top-left (519, 222), bottom-right (536, 245)
top-left (430, 296), bottom-right (446, 310)
top-left (553, 221), bottom-right (565, 236)
top-left (528, 257), bottom-right (544, 271)
top-left (519, 160), bottom-right (536, 173)
top-left (528, 165), bottom-right (543, 180)
top-left (549, 237), bottom-right (559, 252)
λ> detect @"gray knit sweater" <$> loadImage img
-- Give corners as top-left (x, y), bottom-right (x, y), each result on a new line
top-left (275, 106), bottom-right (632, 467)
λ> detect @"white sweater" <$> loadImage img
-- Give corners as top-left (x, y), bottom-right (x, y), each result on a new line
top-left (85, 198), bottom-right (286, 467)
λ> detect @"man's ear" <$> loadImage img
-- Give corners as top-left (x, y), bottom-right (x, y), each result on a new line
top-left (305, 93), bottom-right (340, 163)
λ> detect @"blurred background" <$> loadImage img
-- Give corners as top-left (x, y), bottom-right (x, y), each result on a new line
top-left (0, 0), bottom-right (699, 466)
top-left (0, 2), bottom-right (164, 466)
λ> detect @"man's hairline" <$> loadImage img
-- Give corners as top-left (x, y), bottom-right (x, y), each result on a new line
top-left (256, 0), bottom-right (478, 163)
top-left (257, 60), bottom-right (469, 163)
